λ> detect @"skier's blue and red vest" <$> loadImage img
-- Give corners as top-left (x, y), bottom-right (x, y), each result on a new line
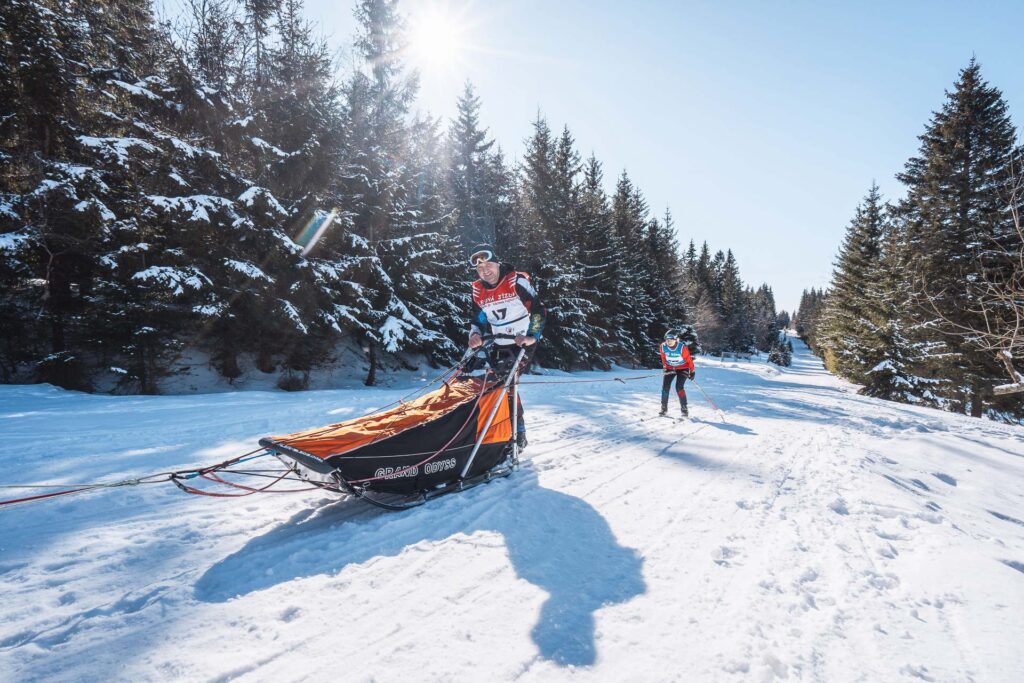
top-left (660, 341), bottom-right (694, 372)
top-left (470, 265), bottom-right (544, 345)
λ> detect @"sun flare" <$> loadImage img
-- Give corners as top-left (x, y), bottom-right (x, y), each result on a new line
top-left (407, 5), bottom-right (468, 71)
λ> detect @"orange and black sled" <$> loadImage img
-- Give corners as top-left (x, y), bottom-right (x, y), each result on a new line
top-left (260, 347), bottom-right (525, 510)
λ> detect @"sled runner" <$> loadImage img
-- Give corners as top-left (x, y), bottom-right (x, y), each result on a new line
top-left (259, 340), bottom-right (527, 510)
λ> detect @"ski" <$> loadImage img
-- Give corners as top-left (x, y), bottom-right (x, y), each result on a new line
top-left (641, 414), bottom-right (689, 423)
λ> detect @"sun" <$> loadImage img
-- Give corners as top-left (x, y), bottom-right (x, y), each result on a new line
top-left (407, 4), bottom-right (469, 71)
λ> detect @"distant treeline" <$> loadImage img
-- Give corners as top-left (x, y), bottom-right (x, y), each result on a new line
top-left (796, 60), bottom-right (1024, 420)
top-left (0, 0), bottom-right (782, 393)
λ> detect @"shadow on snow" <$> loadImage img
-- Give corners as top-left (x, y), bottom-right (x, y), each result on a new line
top-left (194, 469), bottom-right (646, 668)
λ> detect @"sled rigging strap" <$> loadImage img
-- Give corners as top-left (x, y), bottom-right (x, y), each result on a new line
top-left (0, 448), bottom-right (339, 509)
top-left (517, 372), bottom-right (725, 413)
top-left (516, 373), bottom-right (664, 385)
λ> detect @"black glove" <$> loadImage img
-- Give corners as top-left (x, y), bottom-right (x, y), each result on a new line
top-left (689, 369), bottom-right (696, 380)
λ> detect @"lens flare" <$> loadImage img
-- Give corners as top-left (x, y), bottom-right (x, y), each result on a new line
top-left (294, 209), bottom-right (338, 256)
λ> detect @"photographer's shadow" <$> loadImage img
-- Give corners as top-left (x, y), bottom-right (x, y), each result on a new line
top-left (195, 468), bottom-right (645, 667)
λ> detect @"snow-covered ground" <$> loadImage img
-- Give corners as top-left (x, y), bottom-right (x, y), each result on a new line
top-left (1, 339), bottom-right (1022, 682)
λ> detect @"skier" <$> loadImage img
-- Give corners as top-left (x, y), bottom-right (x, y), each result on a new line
top-left (659, 329), bottom-right (695, 417)
top-left (466, 245), bottom-right (544, 451)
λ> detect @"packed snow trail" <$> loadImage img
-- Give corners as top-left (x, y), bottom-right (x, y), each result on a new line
top-left (1, 339), bottom-right (1023, 681)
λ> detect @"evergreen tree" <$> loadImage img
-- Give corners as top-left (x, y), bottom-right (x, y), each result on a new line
top-left (796, 287), bottom-right (828, 352)
top-left (574, 155), bottom-right (626, 365)
top-left (859, 219), bottom-right (929, 402)
top-left (447, 82), bottom-right (496, 248)
top-left (819, 183), bottom-right (888, 380)
top-left (750, 284), bottom-right (779, 353)
top-left (612, 172), bottom-right (656, 364)
top-left (514, 118), bottom-right (597, 368)
top-left (897, 59), bottom-right (1021, 416)
top-left (644, 208), bottom-right (690, 344)
top-left (719, 250), bottom-right (749, 351)
top-left (776, 310), bottom-right (791, 331)
top-left (335, 0), bottom-right (461, 381)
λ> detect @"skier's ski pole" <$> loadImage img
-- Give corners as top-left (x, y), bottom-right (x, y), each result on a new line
top-left (691, 380), bottom-right (725, 420)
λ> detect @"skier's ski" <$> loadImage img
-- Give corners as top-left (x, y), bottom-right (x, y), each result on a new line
top-left (641, 414), bottom-right (688, 423)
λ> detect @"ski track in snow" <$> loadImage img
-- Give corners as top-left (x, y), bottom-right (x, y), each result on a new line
top-left (1, 339), bottom-right (1023, 682)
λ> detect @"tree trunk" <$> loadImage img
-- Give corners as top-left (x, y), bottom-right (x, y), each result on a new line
top-left (219, 348), bottom-right (241, 380)
top-left (138, 343), bottom-right (153, 395)
top-left (51, 314), bottom-right (65, 353)
top-left (257, 345), bottom-right (275, 373)
top-left (970, 382), bottom-right (984, 418)
top-left (365, 340), bottom-right (377, 386)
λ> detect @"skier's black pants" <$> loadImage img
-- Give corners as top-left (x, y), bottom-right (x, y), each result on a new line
top-left (487, 344), bottom-right (537, 434)
top-left (662, 370), bottom-right (689, 411)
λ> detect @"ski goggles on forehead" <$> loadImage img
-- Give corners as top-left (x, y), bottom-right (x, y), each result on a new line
top-left (469, 250), bottom-right (494, 267)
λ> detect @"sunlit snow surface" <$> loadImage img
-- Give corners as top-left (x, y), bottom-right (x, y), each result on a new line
top-left (1, 339), bottom-right (1022, 681)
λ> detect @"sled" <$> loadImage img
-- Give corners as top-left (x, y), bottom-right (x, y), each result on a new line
top-left (260, 344), bottom-right (526, 510)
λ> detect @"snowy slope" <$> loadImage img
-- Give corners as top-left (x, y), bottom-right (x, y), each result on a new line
top-left (1, 339), bottom-right (1022, 682)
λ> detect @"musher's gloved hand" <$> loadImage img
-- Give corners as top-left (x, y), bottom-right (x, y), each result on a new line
top-left (689, 370), bottom-right (696, 380)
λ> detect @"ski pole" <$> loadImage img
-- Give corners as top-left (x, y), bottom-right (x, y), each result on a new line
top-left (691, 380), bottom-right (725, 419)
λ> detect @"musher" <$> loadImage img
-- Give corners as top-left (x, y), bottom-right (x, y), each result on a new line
top-left (466, 245), bottom-right (544, 452)
top-left (659, 329), bottom-right (695, 417)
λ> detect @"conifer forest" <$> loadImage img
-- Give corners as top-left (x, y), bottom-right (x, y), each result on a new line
top-left (2, 1), bottom-right (1021, 423)
top-left (0, 0), bottom-right (784, 393)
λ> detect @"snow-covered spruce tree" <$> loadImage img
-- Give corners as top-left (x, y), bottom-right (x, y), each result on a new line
top-left (767, 342), bottom-right (785, 366)
top-left (242, 0), bottom-right (280, 100)
top-left (0, 0), bottom-right (228, 391)
top-left (643, 208), bottom-right (691, 351)
top-left (776, 310), bottom-right (791, 332)
top-left (484, 146), bottom-right (517, 260)
top-left (896, 59), bottom-right (1022, 417)
top-left (335, 0), bottom-right (467, 382)
top-left (768, 337), bottom-right (794, 367)
top-left (575, 155), bottom-right (629, 366)
top-left (169, 0), bottom-right (341, 388)
top-left (612, 172), bottom-right (657, 365)
top-left (719, 250), bottom-right (750, 352)
top-left (796, 287), bottom-right (828, 353)
top-left (0, 0), bottom-right (119, 388)
top-left (547, 125), bottom-right (602, 368)
top-left (513, 114), bottom-right (557, 272)
top-left (749, 284), bottom-right (779, 353)
top-left (377, 113), bottom-right (466, 365)
top-left (690, 242), bottom-right (724, 353)
top-left (447, 81), bottom-right (497, 249)
top-left (260, 0), bottom-right (367, 383)
top-left (96, 17), bottom-right (335, 393)
top-left (514, 117), bottom-right (595, 369)
top-left (859, 218), bottom-right (930, 402)
top-left (818, 183), bottom-right (888, 381)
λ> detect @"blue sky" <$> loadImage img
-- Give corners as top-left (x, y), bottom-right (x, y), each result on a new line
top-left (167, 0), bottom-right (1024, 312)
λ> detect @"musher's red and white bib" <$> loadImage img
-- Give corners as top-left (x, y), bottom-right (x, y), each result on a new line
top-left (472, 271), bottom-right (536, 342)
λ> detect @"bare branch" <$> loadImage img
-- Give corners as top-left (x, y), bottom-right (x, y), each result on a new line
top-left (915, 145), bottom-right (1024, 393)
